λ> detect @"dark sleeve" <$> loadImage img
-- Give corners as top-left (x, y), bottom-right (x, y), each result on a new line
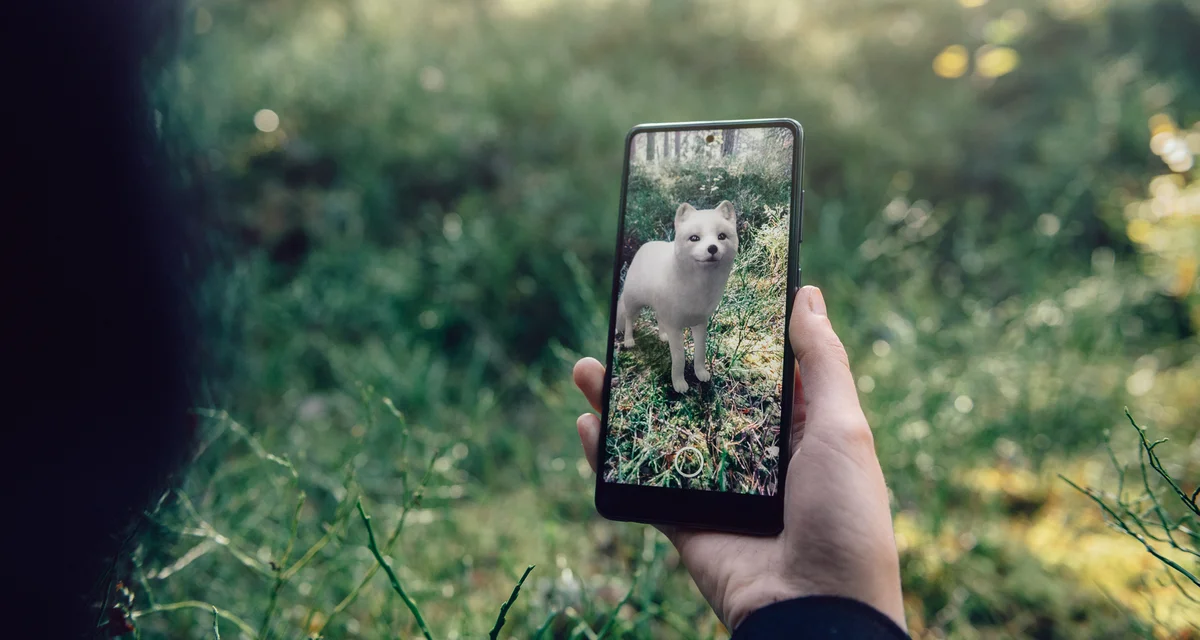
top-left (731, 596), bottom-right (910, 640)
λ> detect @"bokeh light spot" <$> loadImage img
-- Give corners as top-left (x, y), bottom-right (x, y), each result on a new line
top-left (1149, 113), bottom-right (1176, 137)
top-left (1036, 213), bottom-right (1061, 236)
top-left (253, 109), bottom-right (280, 133)
top-left (1170, 257), bottom-right (1198, 297)
top-left (976, 46), bottom-right (1020, 78)
top-left (872, 340), bottom-right (892, 357)
top-left (1167, 154), bottom-right (1194, 173)
top-left (933, 45), bottom-right (969, 78)
top-left (983, 19), bottom-right (1020, 45)
top-left (443, 212), bottom-right (463, 241)
top-left (1150, 131), bottom-right (1175, 155)
top-left (1185, 131), bottom-right (1200, 153)
top-left (420, 66), bottom-right (446, 92)
top-left (1125, 368), bottom-right (1155, 396)
top-left (1126, 218), bottom-right (1152, 245)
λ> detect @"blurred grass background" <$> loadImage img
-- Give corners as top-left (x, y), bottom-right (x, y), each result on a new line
top-left (130, 0), bottom-right (1199, 637)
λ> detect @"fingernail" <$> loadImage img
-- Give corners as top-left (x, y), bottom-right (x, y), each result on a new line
top-left (807, 286), bottom-right (826, 316)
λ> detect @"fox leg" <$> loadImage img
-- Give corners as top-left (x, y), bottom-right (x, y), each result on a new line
top-left (616, 295), bottom-right (635, 348)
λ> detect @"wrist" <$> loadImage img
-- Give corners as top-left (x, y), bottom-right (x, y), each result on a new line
top-left (722, 576), bottom-right (808, 631)
top-left (724, 576), bottom-right (906, 633)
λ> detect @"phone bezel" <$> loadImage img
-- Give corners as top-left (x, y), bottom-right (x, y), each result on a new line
top-left (594, 118), bottom-right (805, 536)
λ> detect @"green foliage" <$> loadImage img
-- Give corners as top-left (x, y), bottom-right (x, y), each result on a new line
top-left (131, 0), bottom-right (1200, 637)
top-left (1064, 410), bottom-right (1200, 602)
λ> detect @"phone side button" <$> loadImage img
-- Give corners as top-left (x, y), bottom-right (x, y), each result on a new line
top-left (798, 188), bottom-right (805, 243)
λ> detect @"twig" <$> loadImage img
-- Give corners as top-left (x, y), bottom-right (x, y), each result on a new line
top-left (131, 601), bottom-right (257, 639)
top-left (489, 565), bottom-right (536, 639)
top-left (1061, 476), bottom-right (1200, 588)
top-left (321, 444), bottom-right (446, 629)
top-left (212, 606), bottom-right (221, 640)
top-left (259, 491), bottom-right (307, 639)
top-left (132, 552), bottom-right (157, 609)
top-left (175, 491), bottom-right (272, 577)
top-left (280, 484), bottom-right (355, 581)
top-left (1061, 408), bottom-right (1200, 604)
top-left (297, 464), bottom-right (361, 633)
top-left (1127, 409), bottom-right (1200, 518)
top-left (199, 409), bottom-right (298, 479)
top-left (355, 498), bottom-right (433, 640)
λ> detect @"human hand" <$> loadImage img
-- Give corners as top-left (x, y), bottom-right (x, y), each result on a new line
top-left (572, 285), bottom-right (905, 631)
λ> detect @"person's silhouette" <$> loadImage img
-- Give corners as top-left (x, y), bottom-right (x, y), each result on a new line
top-left (3, 1), bottom-right (196, 636)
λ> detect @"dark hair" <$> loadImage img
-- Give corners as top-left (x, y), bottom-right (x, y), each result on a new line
top-left (2, 1), bottom-right (194, 636)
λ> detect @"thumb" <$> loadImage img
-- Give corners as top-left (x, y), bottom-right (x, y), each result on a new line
top-left (788, 286), bottom-right (868, 441)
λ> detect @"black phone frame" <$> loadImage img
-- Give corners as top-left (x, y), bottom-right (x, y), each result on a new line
top-left (595, 118), bottom-right (805, 536)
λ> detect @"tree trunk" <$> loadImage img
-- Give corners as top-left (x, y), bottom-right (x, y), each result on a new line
top-left (646, 132), bottom-right (656, 161)
top-left (675, 130), bottom-right (681, 158)
top-left (721, 129), bottom-right (738, 157)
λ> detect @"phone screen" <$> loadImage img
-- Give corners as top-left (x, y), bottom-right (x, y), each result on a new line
top-left (604, 124), bottom-right (797, 496)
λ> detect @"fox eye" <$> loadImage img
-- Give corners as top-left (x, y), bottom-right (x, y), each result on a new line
top-left (718, 233), bottom-right (727, 240)
top-left (689, 235), bottom-right (700, 242)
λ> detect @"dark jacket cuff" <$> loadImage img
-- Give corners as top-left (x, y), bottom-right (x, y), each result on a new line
top-left (731, 595), bottom-right (910, 639)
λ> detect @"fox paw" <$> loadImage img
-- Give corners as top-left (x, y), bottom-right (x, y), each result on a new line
top-left (695, 367), bottom-right (711, 382)
top-left (672, 377), bottom-right (689, 393)
top-left (623, 337), bottom-right (635, 348)
top-left (658, 332), bottom-right (668, 342)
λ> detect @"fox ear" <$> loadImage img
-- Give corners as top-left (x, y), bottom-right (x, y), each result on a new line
top-left (675, 203), bottom-right (696, 223)
top-left (716, 200), bottom-right (736, 221)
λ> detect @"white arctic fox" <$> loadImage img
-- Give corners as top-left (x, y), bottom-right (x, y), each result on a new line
top-left (616, 200), bottom-right (738, 393)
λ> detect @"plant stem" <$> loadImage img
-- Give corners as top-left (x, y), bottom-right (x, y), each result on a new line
top-left (596, 569), bottom-right (641, 639)
top-left (1061, 475), bottom-right (1200, 588)
top-left (132, 601), bottom-right (257, 639)
top-left (320, 445), bottom-right (444, 632)
top-left (259, 491), bottom-right (306, 639)
top-left (532, 610), bottom-right (560, 639)
top-left (489, 565), bottom-right (535, 639)
top-left (355, 499), bottom-right (433, 640)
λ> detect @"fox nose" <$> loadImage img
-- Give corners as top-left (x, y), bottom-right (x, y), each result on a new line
top-left (707, 245), bottom-right (718, 255)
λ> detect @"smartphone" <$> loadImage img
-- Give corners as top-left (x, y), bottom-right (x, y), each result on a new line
top-left (595, 119), bottom-right (804, 535)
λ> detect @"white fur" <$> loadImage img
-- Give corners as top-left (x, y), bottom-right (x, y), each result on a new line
top-left (616, 200), bottom-right (738, 393)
